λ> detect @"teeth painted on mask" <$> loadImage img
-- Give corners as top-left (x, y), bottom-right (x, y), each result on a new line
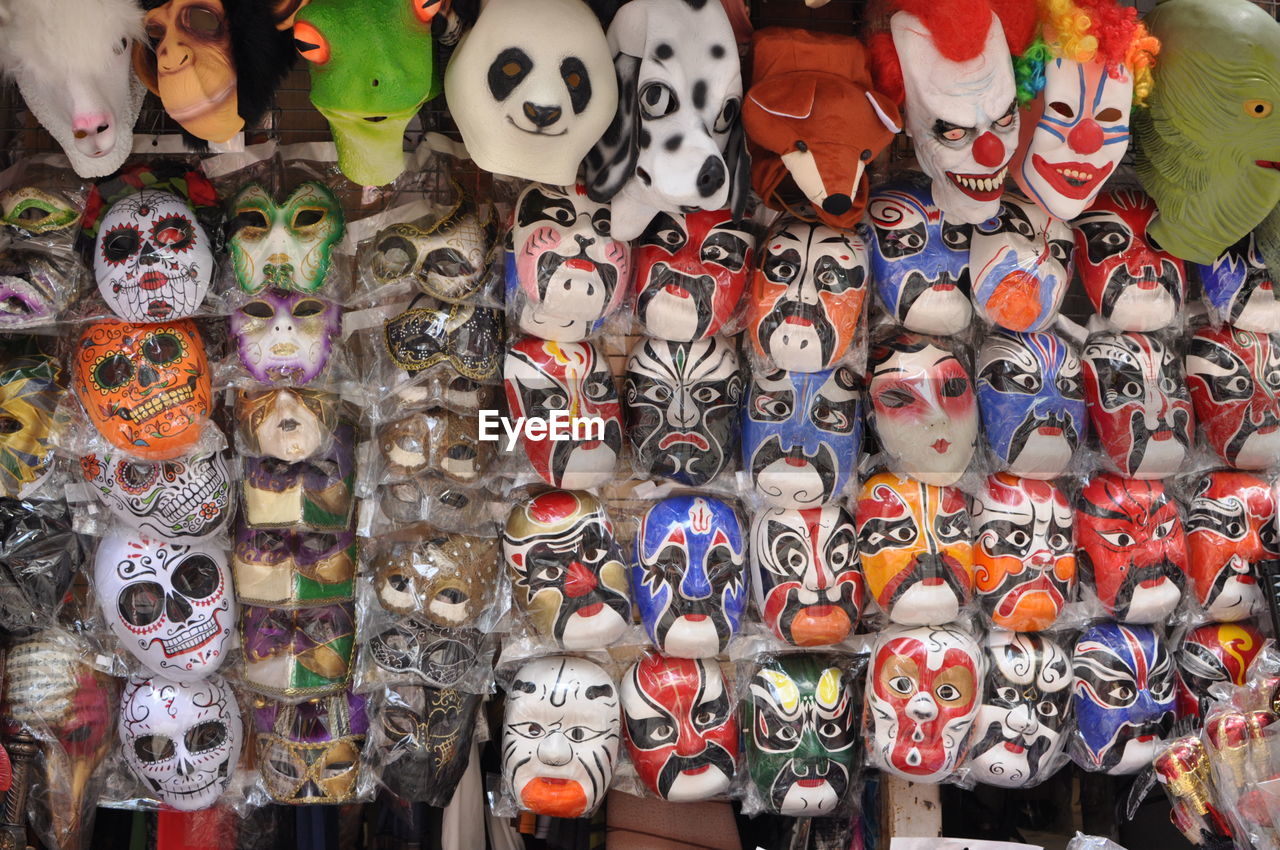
top-left (161, 615), bottom-right (219, 655)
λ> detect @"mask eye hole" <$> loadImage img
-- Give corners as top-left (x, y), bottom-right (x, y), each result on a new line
top-left (235, 208), bottom-right (270, 230)
top-left (142, 332), bottom-right (183, 366)
top-left (293, 299), bottom-right (327, 319)
top-left (152, 215), bottom-right (194, 251)
top-left (293, 21), bottom-right (330, 64)
top-left (1095, 107), bottom-right (1124, 122)
top-left (640, 82), bottom-right (678, 120)
top-left (172, 554), bottom-right (220, 599)
top-left (1246, 99), bottom-right (1273, 118)
top-left (241, 300), bottom-right (275, 320)
top-left (186, 721), bottom-right (226, 752)
top-left (135, 734), bottom-right (176, 763)
top-left (0, 417), bottom-right (21, 435)
top-left (102, 225), bottom-right (141, 264)
top-left (119, 581), bottom-right (165, 627)
top-left (293, 208), bottom-right (325, 228)
top-left (183, 5), bottom-right (224, 36)
top-left (94, 354), bottom-right (134, 390)
top-left (1048, 101), bottom-right (1075, 118)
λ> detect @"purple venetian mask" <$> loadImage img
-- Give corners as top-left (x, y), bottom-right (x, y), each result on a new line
top-left (242, 418), bottom-right (356, 531)
top-left (230, 289), bottom-right (341, 385)
top-left (255, 692), bottom-right (368, 804)
top-left (242, 601), bottom-right (356, 698)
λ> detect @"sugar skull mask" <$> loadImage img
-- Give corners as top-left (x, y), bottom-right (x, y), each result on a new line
top-left (750, 506), bottom-right (864, 647)
top-left (372, 530), bottom-right (499, 627)
top-left (241, 416), bottom-right (355, 531)
top-left (633, 209), bottom-right (755, 342)
top-left (855, 472), bottom-right (973, 626)
top-left (502, 490), bottom-right (630, 649)
top-left (969, 194), bottom-right (1073, 332)
top-left (972, 474), bottom-right (1075, 633)
top-left (232, 519), bottom-right (355, 608)
top-left (93, 531), bottom-right (235, 682)
top-left (377, 685), bottom-right (480, 806)
top-left (1077, 474), bottom-right (1187, 624)
top-left (1072, 622), bottom-right (1174, 775)
top-left (1072, 189), bottom-right (1185, 332)
top-left (624, 336), bottom-right (742, 486)
top-left (0, 352), bottom-right (61, 497)
top-left (503, 337), bottom-right (623, 489)
top-left (1175, 622), bottom-right (1264, 721)
top-left (1186, 470), bottom-right (1277, 622)
top-left (1196, 233), bottom-right (1280, 334)
top-left (81, 450), bottom-right (231, 541)
top-left (227, 182), bottom-right (343, 294)
top-left (370, 200), bottom-right (497, 303)
top-left (1082, 331), bottom-right (1194, 479)
top-left (746, 655), bottom-right (858, 815)
top-left (620, 652), bottom-right (737, 802)
top-left (255, 692), bottom-right (367, 805)
top-left (741, 365), bottom-right (861, 508)
top-left (230, 290), bottom-right (341, 385)
top-left (1187, 325), bottom-right (1280, 470)
top-left (868, 334), bottom-right (977, 487)
top-left (503, 655), bottom-right (620, 818)
top-left (241, 602), bottom-right (355, 698)
top-left (119, 674), bottom-right (243, 811)
top-left (632, 495), bottom-right (746, 658)
top-left (864, 180), bottom-right (972, 336)
top-left (368, 618), bottom-right (480, 689)
top-left (73, 319), bottom-right (212, 461)
top-left (384, 294), bottom-right (505, 384)
top-left (94, 189), bottom-right (212, 322)
top-left (867, 624), bottom-right (983, 782)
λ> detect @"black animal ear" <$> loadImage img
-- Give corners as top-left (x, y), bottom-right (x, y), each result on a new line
top-left (584, 0), bottom-right (620, 27)
top-left (723, 100), bottom-right (751, 224)
top-left (584, 53), bottom-right (641, 203)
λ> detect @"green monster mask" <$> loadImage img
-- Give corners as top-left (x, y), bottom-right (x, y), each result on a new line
top-left (1133, 0), bottom-right (1280, 264)
top-left (228, 182), bottom-right (345, 293)
top-left (744, 654), bottom-right (859, 817)
top-left (293, 0), bottom-right (444, 186)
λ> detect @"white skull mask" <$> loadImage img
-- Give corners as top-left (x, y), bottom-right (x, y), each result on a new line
top-left (81, 451), bottom-right (231, 541)
top-left (119, 674), bottom-right (243, 811)
top-left (93, 531), bottom-right (235, 682)
top-left (93, 189), bottom-right (213, 322)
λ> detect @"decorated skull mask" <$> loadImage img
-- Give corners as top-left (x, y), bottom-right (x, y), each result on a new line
top-left (232, 519), bottom-right (356, 608)
top-left (119, 674), bottom-right (243, 811)
top-left (1186, 470), bottom-right (1277, 622)
top-left (969, 194), bottom-right (1074, 332)
top-left (255, 692), bottom-right (367, 805)
top-left (230, 290), bottom-right (341, 385)
top-left (372, 530), bottom-right (500, 627)
top-left (370, 201), bottom-right (497, 303)
top-left (80, 450), bottom-right (231, 541)
top-left (241, 602), bottom-right (356, 698)
top-left (367, 618), bottom-right (480, 689)
top-left (227, 182), bottom-right (344, 294)
top-left (624, 336), bottom-right (742, 486)
top-left (1175, 621), bottom-right (1265, 721)
top-left (377, 685), bottom-right (481, 806)
top-left (1187, 325), bottom-right (1280, 470)
top-left (632, 495), bottom-right (747, 658)
top-left (93, 531), bottom-right (235, 682)
top-left (1196, 233), bottom-right (1280, 334)
top-left (94, 189), bottom-right (212, 321)
top-left (0, 352), bottom-right (61, 497)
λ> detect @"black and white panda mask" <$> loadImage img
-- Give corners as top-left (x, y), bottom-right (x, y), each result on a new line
top-left (444, 0), bottom-right (618, 186)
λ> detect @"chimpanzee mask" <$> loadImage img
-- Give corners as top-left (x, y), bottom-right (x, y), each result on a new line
top-left (241, 601), bottom-right (355, 698)
top-left (255, 692), bottom-right (367, 805)
top-left (232, 518), bottom-right (355, 607)
top-left (1196, 233), bottom-right (1280, 334)
top-left (1186, 470), bottom-right (1277, 622)
top-left (969, 194), bottom-right (1073, 332)
top-left (1175, 622), bottom-right (1264, 721)
top-left (227, 182), bottom-right (343, 294)
top-left (1186, 325), bottom-right (1280, 470)
top-left (230, 289), bottom-right (341, 385)
top-left (377, 684), bottom-right (480, 806)
top-left (372, 530), bottom-right (500, 627)
top-left (0, 352), bottom-right (61, 497)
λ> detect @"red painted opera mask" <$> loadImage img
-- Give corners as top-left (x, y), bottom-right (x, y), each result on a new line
top-left (1186, 325), bottom-right (1280, 471)
top-left (1186, 470), bottom-right (1277, 622)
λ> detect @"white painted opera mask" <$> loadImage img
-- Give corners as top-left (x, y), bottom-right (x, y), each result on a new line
top-left (969, 194), bottom-right (1073, 332)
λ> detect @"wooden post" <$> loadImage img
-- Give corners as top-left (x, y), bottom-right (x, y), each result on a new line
top-left (882, 776), bottom-right (943, 839)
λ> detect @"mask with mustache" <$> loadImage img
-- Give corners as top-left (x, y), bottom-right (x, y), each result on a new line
top-left (1187, 325), bottom-right (1280, 470)
top-left (1185, 470), bottom-right (1277, 623)
top-left (1195, 232), bottom-right (1280, 334)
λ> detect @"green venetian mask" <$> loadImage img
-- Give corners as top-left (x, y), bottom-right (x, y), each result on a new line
top-left (0, 187), bottom-right (81, 236)
top-left (242, 602), bottom-right (356, 697)
top-left (228, 182), bottom-right (344, 294)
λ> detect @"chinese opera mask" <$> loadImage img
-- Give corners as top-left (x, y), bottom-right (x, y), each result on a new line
top-left (255, 692), bottom-right (367, 805)
top-left (1072, 189), bottom-right (1186, 332)
top-left (377, 685), bottom-right (481, 806)
top-left (967, 632), bottom-right (1072, 788)
top-left (631, 495), bottom-right (747, 658)
top-left (1175, 621), bottom-right (1265, 720)
top-left (1187, 325), bottom-right (1280, 470)
top-left (502, 490), bottom-right (630, 649)
top-left (93, 189), bottom-right (212, 322)
top-left (503, 337), bottom-right (622, 489)
top-left (372, 531), bottom-right (500, 627)
top-left (230, 290), bottom-right (341, 385)
top-left (367, 618), bottom-right (480, 689)
top-left (241, 416), bottom-right (356, 531)
top-left (73, 319), bottom-right (213, 462)
top-left (232, 519), bottom-right (356, 607)
top-left (370, 199), bottom-right (496, 303)
top-left (93, 531), bottom-right (235, 682)
top-left (0, 352), bottom-right (61, 497)
top-left (863, 179), bottom-right (972, 336)
top-left (745, 654), bottom-right (858, 815)
top-left (969, 194), bottom-right (1073, 332)
top-left (633, 209), bottom-right (755, 342)
top-left (227, 182), bottom-right (343, 294)
top-left (741, 365), bottom-right (861, 508)
top-left (746, 216), bottom-right (868, 372)
top-left (1186, 470), bottom-right (1277, 622)
top-left (1072, 622), bottom-right (1175, 775)
top-left (81, 450), bottom-right (231, 541)
top-left (376, 409), bottom-right (492, 484)
top-left (502, 655), bottom-right (620, 818)
top-left (119, 674), bottom-right (243, 811)
top-left (383, 295), bottom-right (505, 385)
top-left (1197, 233), bottom-right (1280, 334)
top-left (868, 333), bottom-right (977, 486)
top-left (241, 601), bottom-right (355, 698)
top-left (855, 472), bottom-right (974, 626)
top-left (750, 506), bottom-right (864, 646)
top-left (624, 336), bottom-right (742, 486)
top-left (620, 652), bottom-right (738, 802)
top-left (971, 473), bottom-right (1075, 633)
top-left (867, 623), bottom-right (983, 782)
top-left (1077, 474), bottom-right (1187, 624)
top-left (976, 330), bottom-right (1086, 479)
top-left (1081, 331), bottom-right (1194, 479)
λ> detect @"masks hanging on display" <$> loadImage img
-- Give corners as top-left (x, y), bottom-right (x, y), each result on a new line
top-left (372, 531), bottom-right (499, 627)
top-left (230, 290), bottom-right (341, 386)
top-left (241, 415), bottom-right (356, 530)
top-left (368, 617), bottom-right (479, 689)
top-left (1081, 331), bottom-right (1194, 479)
top-left (370, 198), bottom-right (497, 303)
top-left (1071, 622), bottom-right (1175, 775)
top-left (750, 506), bottom-right (863, 647)
top-left (377, 685), bottom-right (481, 806)
top-left (624, 336), bottom-right (742, 486)
top-left (633, 208), bottom-right (755, 341)
top-left (1175, 622), bottom-right (1264, 720)
top-left (632, 495), bottom-right (747, 658)
top-left (0, 498), bottom-right (81, 636)
top-left (93, 531), bottom-right (235, 682)
top-left (1186, 470), bottom-right (1277, 622)
top-left (867, 624), bottom-right (983, 782)
top-left (227, 182), bottom-right (343, 295)
top-left (1186, 325), bottom-right (1280, 471)
top-left (236, 387), bottom-right (338, 462)
top-left (502, 490), bottom-right (630, 649)
top-left (0, 243), bottom-right (78, 328)
top-left (741, 366), bottom-right (861, 507)
top-left (502, 655), bottom-right (620, 818)
top-left (378, 478), bottom-right (495, 530)
top-left (969, 194), bottom-right (1073, 332)
top-left (383, 295), bottom-right (505, 384)
top-left (1196, 233), bottom-right (1280, 334)
top-left (241, 602), bottom-right (355, 697)
top-left (256, 692), bottom-right (367, 805)
top-left (867, 333), bottom-right (977, 486)
top-left (80, 450), bottom-right (231, 541)
top-left (376, 409), bottom-right (491, 484)
top-left (855, 472), bottom-right (974, 626)
top-left (967, 632), bottom-right (1072, 788)
top-left (118, 674), bottom-right (243, 811)
top-left (232, 520), bottom-right (356, 607)
top-left (0, 183), bottom-right (84, 239)
top-left (0, 353), bottom-right (60, 497)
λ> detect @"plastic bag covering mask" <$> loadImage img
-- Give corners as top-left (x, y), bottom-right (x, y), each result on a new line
top-left (1175, 622), bottom-right (1264, 720)
top-left (0, 499), bottom-right (80, 636)
top-left (631, 495), bottom-right (747, 658)
top-left (237, 387), bottom-right (338, 463)
top-left (371, 198), bottom-right (497, 304)
top-left (227, 182), bottom-right (343, 294)
top-left (242, 601), bottom-right (355, 697)
top-left (0, 353), bottom-right (61, 497)
top-left (384, 294), bottom-right (505, 382)
top-left (1185, 470), bottom-right (1277, 623)
top-left (241, 416), bottom-right (356, 530)
top-left (372, 532), bottom-right (499, 627)
top-left (502, 490), bottom-right (630, 649)
top-left (376, 410), bottom-right (492, 484)
top-left (119, 674), bottom-right (243, 811)
top-left (1196, 233), bottom-right (1280, 334)
top-left (368, 617), bottom-right (479, 688)
top-left (93, 531), bottom-right (235, 682)
top-left (230, 289), bottom-right (341, 386)
top-left (378, 685), bottom-right (480, 806)
top-left (502, 656), bottom-right (620, 818)
top-left (1186, 325), bottom-right (1280, 471)
top-left (255, 692), bottom-right (368, 804)
top-left (969, 194), bottom-right (1074, 332)
top-left (80, 450), bottom-right (231, 541)
top-left (0, 244), bottom-right (77, 329)
top-left (233, 518), bottom-right (356, 607)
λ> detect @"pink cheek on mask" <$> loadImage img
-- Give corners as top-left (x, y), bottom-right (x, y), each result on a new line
top-left (518, 227), bottom-right (563, 299)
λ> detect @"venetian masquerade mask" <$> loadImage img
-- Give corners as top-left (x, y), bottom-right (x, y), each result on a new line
top-left (377, 685), bottom-right (481, 806)
top-left (1071, 622), bottom-right (1174, 775)
top-left (232, 519), bottom-right (355, 607)
top-left (376, 409), bottom-right (491, 484)
top-left (119, 674), bottom-right (243, 811)
top-left (230, 290), bottom-right (341, 386)
top-left (384, 294), bottom-right (504, 383)
top-left (1186, 470), bottom-right (1277, 622)
top-left (1175, 621), bottom-right (1264, 721)
top-left (0, 353), bottom-right (60, 497)
top-left (969, 194), bottom-right (1073, 332)
top-left (632, 495), bottom-right (747, 658)
top-left (867, 623), bottom-right (983, 782)
top-left (1187, 325), bottom-right (1280, 470)
top-left (1081, 331), bottom-right (1194, 479)
top-left (368, 617), bottom-right (479, 689)
top-left (236, 387), bottom-right (339, 463)
top-left (372, 531), bottom-right (499, 627)
top-left (633, 208), bottom-right (755, 341)
top-left (0, 244), bottom-right (78, 328)
top-left (741, 365), bottom-right (861, 508)
top-left (81, 450), bottom-right (230, 541)
top-left (242, 602), bottom-right (355, 697)
top-left (93, 531), bottom-right (235, 682)
top-left (227, 182), bottom-right (343, 294)
top-left (624, 336), bottom-right (742, 486)
top-left (1077, 473), bottom-right (1187, 623)
top-left (0, 184), bottom-right (84, 239)
top-left (378, 478), bottom-right (495, 531)
top-left (502, 490), bottom-right (630, 649)
top-left (241, 416), bottom-right (355, 530)
top-left (255, 692), bottom-right (368, 805)
top-left (371, 198), bottom-right (497, 303)
top-left (502, 655), bottom-right (620, 818)
top-left (1197, 233), bottom-right (1280, 334)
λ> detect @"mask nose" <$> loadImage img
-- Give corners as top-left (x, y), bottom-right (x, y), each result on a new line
top-left (166, 591), bottom-right (192, 624)
top-left (71, 112), bottom-right (115, 156)
top-left (696, 156), bottom-right (726, 198)
top-left (523, 102), bottom-right (562, 128)
top-left (972, 131), bottom-right (1006, 169)
top-left (1068, 119), bottom-right (1104, 155)
top-left (138, 361), bottom-right (160, 388)
top-left (822, 194), bottom-right (852, 216)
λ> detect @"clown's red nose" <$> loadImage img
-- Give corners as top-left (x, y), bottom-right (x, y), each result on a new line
top-left (1068, 119), bottom-right (1104, 155)
top-left (972, 132), bottom-right (1005, 168)
top-left (563, 561), bottom-right (598, 598)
